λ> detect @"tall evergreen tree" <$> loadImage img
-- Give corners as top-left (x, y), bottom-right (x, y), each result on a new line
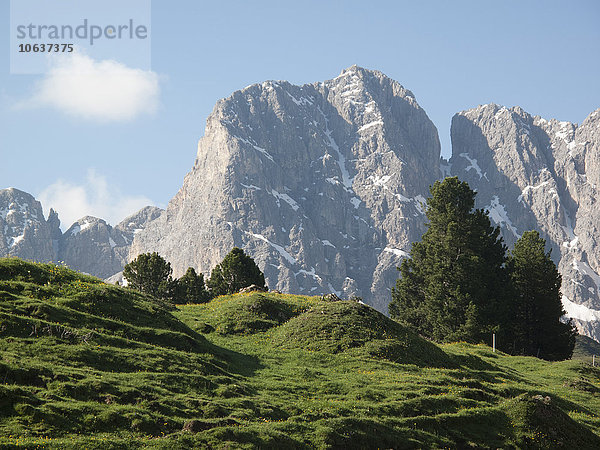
top-left (389, 177), bottom-right (509, 344)
top-left (175, 267), bottom-right (211, 304)
top-left (123, 252), bottom-right (174, 299)
top-left (507, 230), bottom-right (576, 360)
top-left (207, 247), bottom-right (266, 296)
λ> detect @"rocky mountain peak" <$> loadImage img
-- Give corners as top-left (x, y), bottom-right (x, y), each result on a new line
top-left (47, 208), bottom-right (61, 240)
top-left (325, 65), bottom-right (418, 108)
top-left (0, 187), bottom-right (55, 261)
top-left (131, 68), bottom-right (441, 311)
top-left (64, 216), bottom-right (107, 236)
top-left (58, 209), bottom-right (163, 278)
top-left (115, 206), bottom-right (163, 237)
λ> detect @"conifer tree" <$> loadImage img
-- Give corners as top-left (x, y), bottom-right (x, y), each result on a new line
top-left (389, 177), bottom-right (509, 343)
top-left (207, 247), bottom-right (266, 296)
top-left (175, 267), bottom-right (211, 304)
top-left (506, 230), bottom-right (576, 360)
top-left (123, 252), bottom-right (174, 300)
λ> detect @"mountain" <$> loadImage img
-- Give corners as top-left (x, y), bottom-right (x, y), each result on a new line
top-left (0, 188), bottom-right (60, 262)
top-left (130, 65), bottom-right (440, 311)
top-left (450, 104), bottom-right (600, 340)
top-left (59, 206), bottom-right (162, 279)
top-left (0, 187), bottom-right (161, 279)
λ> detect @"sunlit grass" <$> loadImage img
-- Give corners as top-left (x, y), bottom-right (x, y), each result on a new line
top-left (1, 257), bottom-right (599, 448)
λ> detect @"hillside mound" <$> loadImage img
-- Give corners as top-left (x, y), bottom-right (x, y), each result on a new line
top-left (191, 292), bottom-right (320, 335)
top-left (0, 258), bottom-right (209, 352)
top-left (270, 301), bottom-right (452, 367)
top-left (502, 394), bottom-right (600, 448)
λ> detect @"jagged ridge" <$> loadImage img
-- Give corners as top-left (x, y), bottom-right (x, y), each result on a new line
top-left (0, 188), bottom-right (162, 279)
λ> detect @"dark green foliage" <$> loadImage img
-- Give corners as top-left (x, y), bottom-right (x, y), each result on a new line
top-left (174, 267), bottom-right (211, 304)
top-left (506, 231), bottom-right (577, 360)
top-left (123, 252), bottom-right (174, 300)
top-left (207, 247), bottom-right (266, 296)
top-left (390, 177), bottom-right (508, 344)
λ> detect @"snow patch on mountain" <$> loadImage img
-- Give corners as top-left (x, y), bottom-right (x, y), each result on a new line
top-left (318, 106), bottom-right (354, 191)
top-left (296, 266), bottom-right (322, 282)
top-left (247, 231), bottom-right (297, 265)
top-left (572, 259), bottom-right (600, 292)
top-left (270, 189), bottom-right (300, 211)
top-left (459, 153), bottom-right (485, 180)
top-left (517, 181), bottom-right (551, 204)
top-left (358, 120), bottom-right (384, 132)
top-left (234, 135), bottom-right (275, 162)
top-left (562, 296), bottom-right (600, 322)
top-left (486, 196), bottom-right (520, 238)
top-left (241, 183), bottom-right (262, 191)
top-left (384, 247), bottom-right (409, 258)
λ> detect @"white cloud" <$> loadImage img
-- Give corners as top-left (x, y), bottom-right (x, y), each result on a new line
top-left (38, 169), bottom-right (156, 230)
top-left (19, 52), bottom-right (160, 122)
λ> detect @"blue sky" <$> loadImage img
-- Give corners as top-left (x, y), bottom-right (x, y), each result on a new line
top-left (1, 0), bottom-right (599, 229)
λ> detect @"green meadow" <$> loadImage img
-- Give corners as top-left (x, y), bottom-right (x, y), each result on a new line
top-left (1, 257), bottom-right (599, 448)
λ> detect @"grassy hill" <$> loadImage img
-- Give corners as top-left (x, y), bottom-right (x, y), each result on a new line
top-left (1, 257), bottom-right (600, 448)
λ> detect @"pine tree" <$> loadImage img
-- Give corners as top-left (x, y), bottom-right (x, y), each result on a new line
top-left (123, 252), bottom-right (174, 299)
top-left (389, 177), bottom-right (509, 343)
top-left (507, 230), bottom-right (576, 360)
top-left (175, 267), bottom-right (211, 304)
top-left (207, 247), bottom-right (266, 296)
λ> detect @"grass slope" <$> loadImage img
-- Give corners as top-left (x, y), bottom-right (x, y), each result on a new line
top-left (0, 258), bottom-right (599, 448)
top-left (574, 334), bottom-right (600, 364)
top-left (269, 301), bottom-right (451, 367)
